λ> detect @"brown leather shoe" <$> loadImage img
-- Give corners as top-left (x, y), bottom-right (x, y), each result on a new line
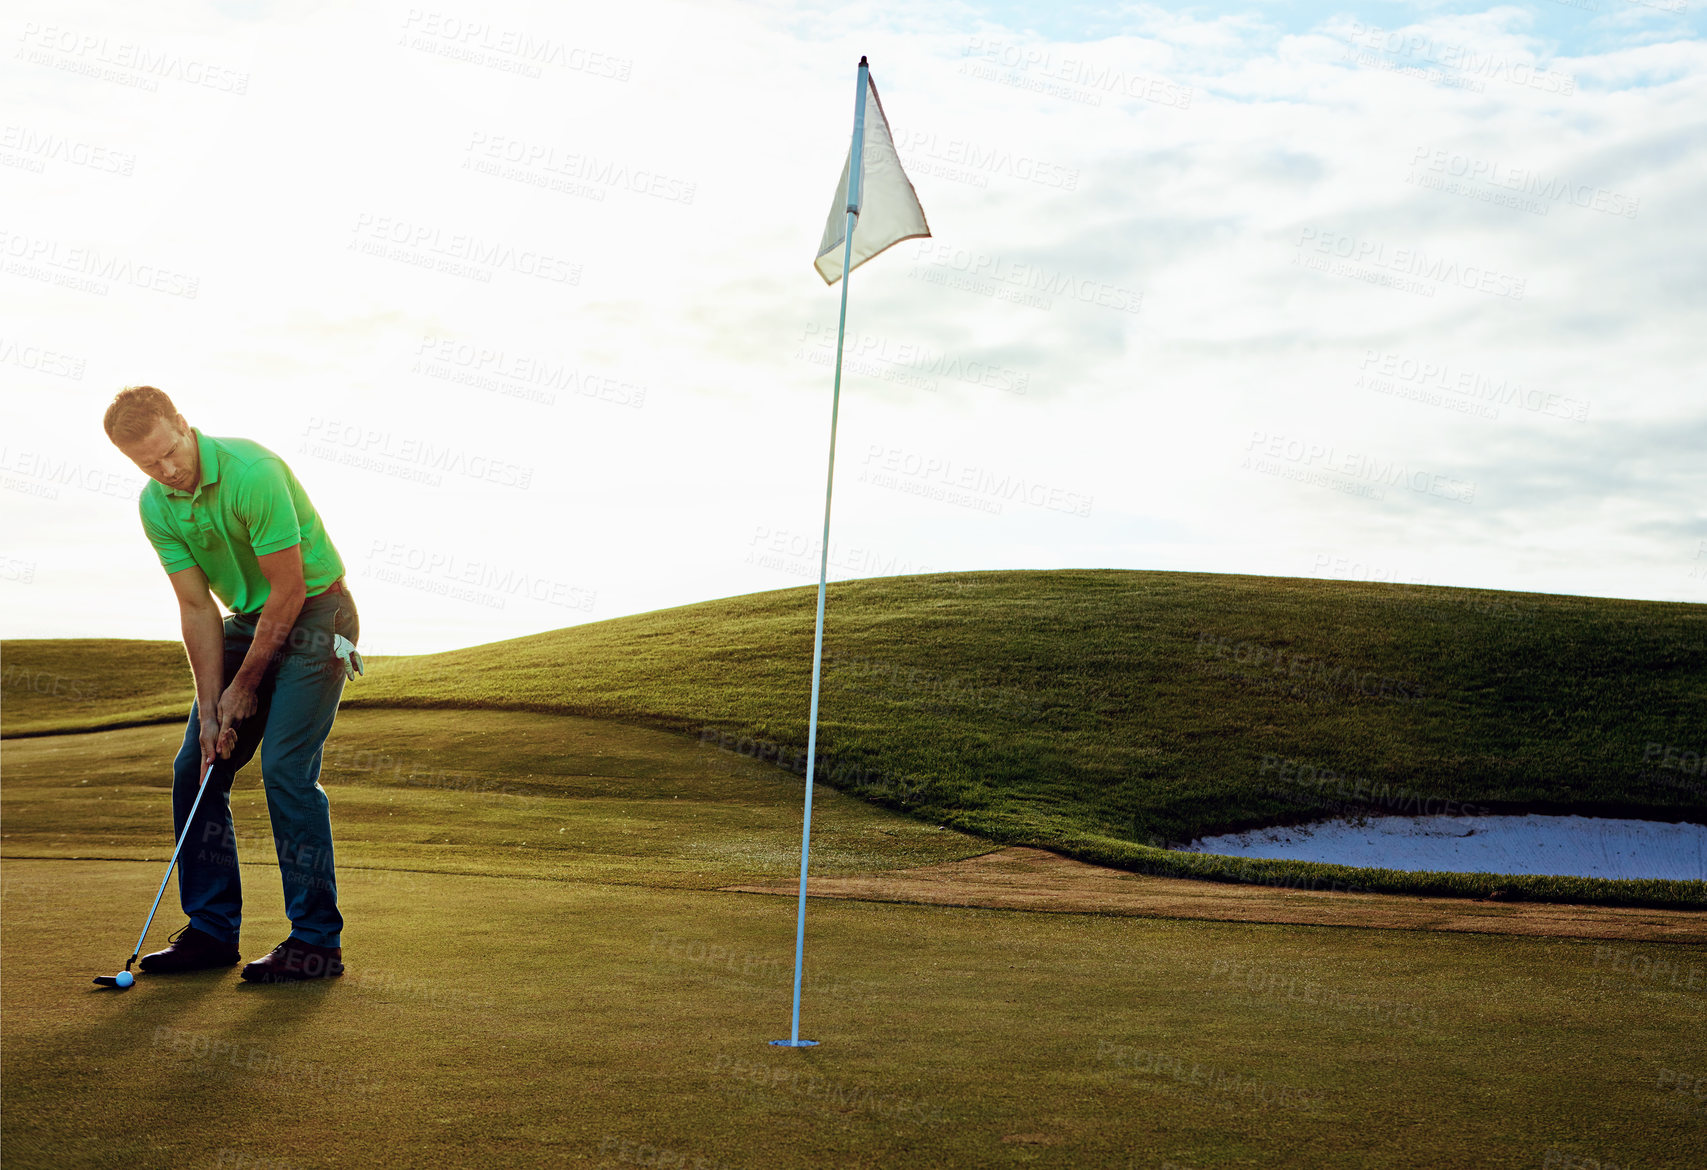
top-left (240, 937), bottom-right (344, 983)
top-left (138, 923), bottom-right (240, 974)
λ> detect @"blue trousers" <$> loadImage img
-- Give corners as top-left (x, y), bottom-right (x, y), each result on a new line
top-left (171, 585), bottom-right (358, 949)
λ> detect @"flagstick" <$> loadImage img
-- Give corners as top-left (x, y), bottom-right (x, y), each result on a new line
top-left (772, 56), bottom-right (870, 1050)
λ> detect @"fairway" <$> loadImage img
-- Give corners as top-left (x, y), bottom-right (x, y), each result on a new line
top-left (10, 570), bottom-right (1702, 909)
top-left (4, 710), bottom-right (1704, 1168)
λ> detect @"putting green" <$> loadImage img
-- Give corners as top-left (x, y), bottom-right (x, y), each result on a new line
top-left (3, 711), bottom-right (1704, 1168)
top-left (0, 709), bottom-right (991, 887)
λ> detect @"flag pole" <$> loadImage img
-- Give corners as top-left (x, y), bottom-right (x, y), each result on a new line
top-left (772, 55), bottom-right (869, 1050)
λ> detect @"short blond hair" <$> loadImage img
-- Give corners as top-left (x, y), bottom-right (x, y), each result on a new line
top-left (104, 385), bottom-right (181, 445)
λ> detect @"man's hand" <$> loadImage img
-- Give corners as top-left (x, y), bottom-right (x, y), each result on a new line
top-left (215, 679), bottom-right (258, 748)
top-left (170, 547), bottom-right (310, 775)
top-left (199, 721), bottom-right (239, 775)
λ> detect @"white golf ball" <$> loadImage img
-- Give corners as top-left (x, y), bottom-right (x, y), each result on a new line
top-left (115, 971), bottom-right (134, 988)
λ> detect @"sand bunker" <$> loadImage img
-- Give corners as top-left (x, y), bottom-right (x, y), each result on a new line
top-left (1180, 814), bottom-right (1707, 881)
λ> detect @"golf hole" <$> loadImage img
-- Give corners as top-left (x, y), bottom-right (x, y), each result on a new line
top-left (1178, 813), bottom-right (1707, 881)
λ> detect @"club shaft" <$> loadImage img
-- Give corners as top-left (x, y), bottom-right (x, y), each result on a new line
top-left (130, 761), bottom-right (216, 964)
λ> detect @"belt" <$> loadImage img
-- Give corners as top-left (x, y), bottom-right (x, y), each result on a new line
top-left (233, 578), bottom-right (345, 619)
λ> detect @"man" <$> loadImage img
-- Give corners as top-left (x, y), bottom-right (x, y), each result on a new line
top-left (105, 385), bottom-right (360, 983)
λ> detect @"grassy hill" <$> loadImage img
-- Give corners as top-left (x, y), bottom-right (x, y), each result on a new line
top-left (5, 569), bottom-right (1703, 907)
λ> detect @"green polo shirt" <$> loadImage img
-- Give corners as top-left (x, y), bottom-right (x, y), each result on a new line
top-left (139, 429), bottom-right (345, 614)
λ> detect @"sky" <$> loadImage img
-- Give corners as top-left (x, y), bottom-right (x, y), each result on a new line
top-left (2, 0), bottom-right (1703, 656)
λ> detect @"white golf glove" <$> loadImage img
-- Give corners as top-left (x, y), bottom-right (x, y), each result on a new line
top-left (332, 634), bottom-right (364, 680)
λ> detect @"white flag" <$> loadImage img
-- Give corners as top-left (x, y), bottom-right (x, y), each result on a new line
top-left (813, 71), bottom-right (931, 285)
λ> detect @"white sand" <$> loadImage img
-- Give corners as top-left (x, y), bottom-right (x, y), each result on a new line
top-left (1180, 814), bottom-right (1707, 881)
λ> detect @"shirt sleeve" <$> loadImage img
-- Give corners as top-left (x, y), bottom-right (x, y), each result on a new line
top-left (234, 457), bottom-right (304, 556)
top-left (139, 495), bottom-right (197, 574)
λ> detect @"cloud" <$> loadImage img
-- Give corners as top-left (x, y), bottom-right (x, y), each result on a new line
top-left (3, 1), bottom-right (1703, 652)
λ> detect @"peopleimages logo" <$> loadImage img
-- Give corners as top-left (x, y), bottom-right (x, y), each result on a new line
top-left (15, 22), bottom-right (252, 94)
top-left (365, 539), bottom-right (594, 612)
top-left (960, 37), bottom-right (1193, 108)
top-left (1296, 228), bottom-right (1525, 301)
top-left (299, 417), bottom-right (536, 489)
top-left (1242, 431), bottom-right (1477, 506)
top-left (0, 230), bottom-right (200, 298)
top-left (862, 443), bottom-right (1095, 517)
top-left (891, 128), bottom-right (1079, 191)
top-left (412, 335), bottom-right (647, 408)
top-left (1357, 350), bottom-right (1588, 422)
top-left (0, 335), bottom-right (86, 381)
top-left (1342, 22), bottom-right (1575, 95)
top-left (797, 322), bottom-right (1031, 395)
top-left (1257, 755), bottom-right (1485, 814)
top-left (463, 132), bottom-right (695, 204)
top-left (745, 524), bottom-right (941, 581)
top-left (0, 445), bottom-right (148, 501)
top-left (1199, 632), bottom-right (1430, 703)
top-left (399, 10), bottom-right (633, 80)
top-left (911, 241), bottom-right (1142, 314)
top-left (349, 213), bottom-right (580, 285)
top-left (0, 124), bottom-right (136, 175)
top-left (1408, 147), bottom-right (1640, 219)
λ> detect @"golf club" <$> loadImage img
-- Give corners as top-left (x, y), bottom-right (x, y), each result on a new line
top-left (92, 759), bottom-right (216, 989)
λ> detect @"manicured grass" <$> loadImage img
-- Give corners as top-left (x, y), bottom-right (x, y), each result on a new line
top-left (6, 570), bottom-right (1704, 907)
top-left (3, 712), bottom-right (1704, 1169)
top-left (2, 637), bottom-right (192, 735)
top-left (0, 710), bottom-right (990, 888)
top-left (7, 861), bottom-right (1704, 1170)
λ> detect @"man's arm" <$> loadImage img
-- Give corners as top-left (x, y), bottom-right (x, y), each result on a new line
top-left (167, 564), bottom-right (233, 770)
top-left (214, 544), bottom-right (307, 745)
